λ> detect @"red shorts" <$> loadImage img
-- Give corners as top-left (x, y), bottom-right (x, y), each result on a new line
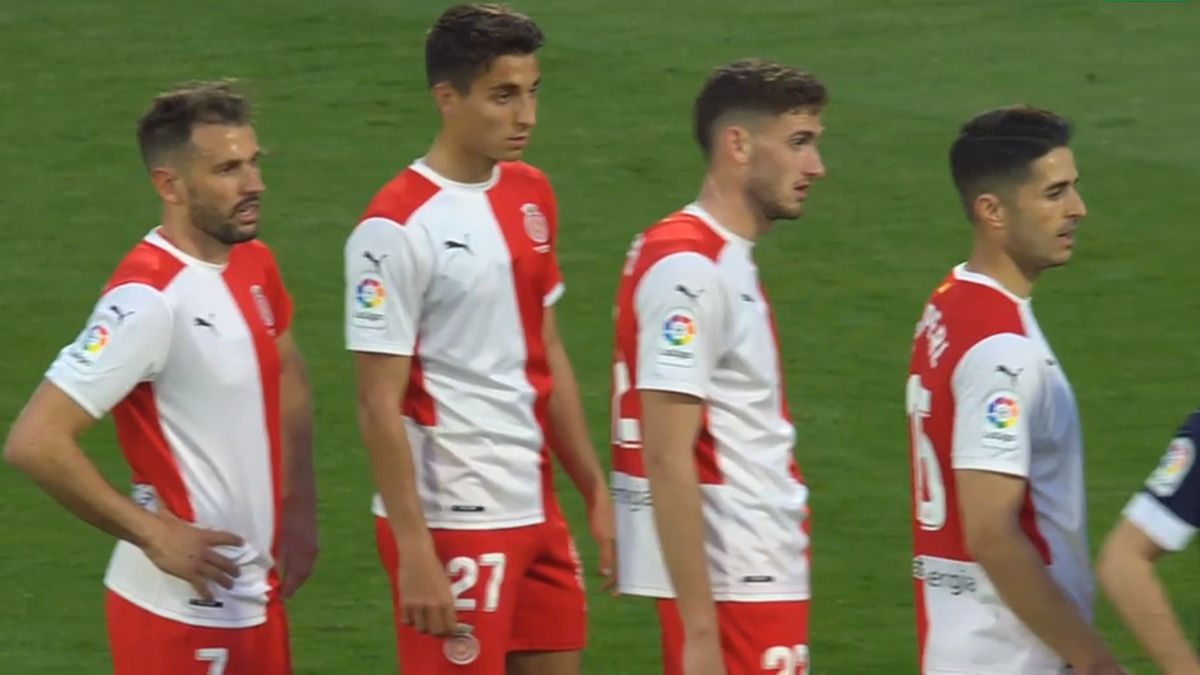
top-left (106, 590), bottom-right (291, 675)
top-left (375, 516), bottom-right (587, 673)
top-left (657, 599), bottom-right (809, 675)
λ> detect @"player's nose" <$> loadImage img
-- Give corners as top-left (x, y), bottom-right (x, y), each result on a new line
top-left (807, 149), bottom-right (827, 179)
top-left (244, 166), bottom-right (266, 195)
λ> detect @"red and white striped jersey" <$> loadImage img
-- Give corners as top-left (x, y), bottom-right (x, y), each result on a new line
top-left (345, 159), bottom-right (564, 529)
top-left (908, 264), bottom-right (1091, 674)
top-left (46, 229), bottom-right (292, 628)
top-left (611, 204), bottom-right (809, 602)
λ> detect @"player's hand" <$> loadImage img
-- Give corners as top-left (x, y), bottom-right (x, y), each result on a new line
top-left (398, 539), bottom-right (457, 636)
top-left (682, 631), bottom-right (727, 675)
top-left (587, 485), bottom-right (617, 594)
top-left (141, 509), bottom-right (244, 602)
top-left (278, 495), bottom-right (319, 600)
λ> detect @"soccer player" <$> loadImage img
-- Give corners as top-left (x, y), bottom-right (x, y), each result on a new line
top-left (345, 5), bottom-right (613, 674)
top-left (610, 59), bottom-right (826, 675)
top-left (3, 81), bottom-right (316, 675)
top-left (906, 106), bottom-right (1123, 674)
top-left (1096, 413), bottom-right (1200, 673)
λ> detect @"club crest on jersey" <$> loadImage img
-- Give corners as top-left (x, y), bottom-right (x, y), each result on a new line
top-left (250, 285), bottom-right (277, 336)
top-left (1147, 436), bottom-right (1194, 497)
top-left (656, 308), bottom-right (697, 368)
top-left (352, 274), bottom-right (387, 330)
top-left (521, 203), bottom-right (550, 253)
top-left (444, 626), bottom-right (481, 665)
top-left (981, 390), bottom-right (1020, 450)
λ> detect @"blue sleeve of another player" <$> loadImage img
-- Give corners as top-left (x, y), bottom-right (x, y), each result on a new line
top-left (1121, 410), bottom-right (1200, 551)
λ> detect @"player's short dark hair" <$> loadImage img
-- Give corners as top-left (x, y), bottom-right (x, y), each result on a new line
top-left (950, 105), bottom-right (1073, 218)
top-left (693, 58), bottom-right (828, 160)
top-left (425, 4), bottom-right (545, 92)
top-left (136, 80), bottom-right (251, 172)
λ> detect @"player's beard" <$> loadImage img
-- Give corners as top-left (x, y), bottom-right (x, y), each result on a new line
top-left (746, 172), bottom-right (802, 223)
top-left (187, 189), bottom-right (259, 246)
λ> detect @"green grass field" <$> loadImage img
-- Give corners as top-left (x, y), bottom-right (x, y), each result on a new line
top-left (2, 1), bottom-right (1199, 672)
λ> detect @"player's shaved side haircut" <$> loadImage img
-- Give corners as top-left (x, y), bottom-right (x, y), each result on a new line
top-left (136, 80), bottom-right (251, 172)
top-left (693, 58), bottom-right (828, 161)
top-left (425, 4), bottom-right (545, 93)
top-left (950, 105), bottom-right (1072, 220)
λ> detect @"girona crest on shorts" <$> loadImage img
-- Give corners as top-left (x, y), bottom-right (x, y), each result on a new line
top-left (444, 626), bottom-right (481, 665)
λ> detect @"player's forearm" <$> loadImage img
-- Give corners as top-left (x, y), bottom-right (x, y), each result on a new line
top-left (641, 392), bottom-right (718, 636)
top-left (356, 399), bottom-right (434, 548)
top-left (971, 526), bottom-right (1109, 667)
top-left (546, 341), bottom-right (606, 502)
top-left (1098, 545), bottom-right (1200, 674)
top-left (5, 431), bottom-right (159, 548)
top-left (280, 356), bottom-right (316, 509)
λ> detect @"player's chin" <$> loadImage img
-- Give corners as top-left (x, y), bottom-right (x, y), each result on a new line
top-left (226, 222), bottom-right (260, 244)
top-left (493, 147), bottom-right (527, 162)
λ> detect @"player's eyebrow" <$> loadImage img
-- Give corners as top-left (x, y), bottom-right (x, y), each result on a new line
top-left (1044, 176), bottom-right (1079, 194)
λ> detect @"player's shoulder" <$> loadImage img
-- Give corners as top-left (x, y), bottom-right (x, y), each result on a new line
top-left (930, 268), bottom-right (1025, 337)
top-left (641, 210), bottom-right (728, 262)
top-left (226, 239), bottom-right (283, 278)
top-left (360, 165), bottom-right (442, 226)
top-left (105, 239), bottom-right (186, 293)
top-left (497, 160), bottom-right (550, 187)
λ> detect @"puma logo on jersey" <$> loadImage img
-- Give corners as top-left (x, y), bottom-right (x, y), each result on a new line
top-left (995, 365), bottom-right (1024, 379)
top-left (740, 293), bottom-right (755, 303)
top-left (363, 251), bottom-right (388, 271)
top-left (444, 236), bottom-right (472, 255)
top-left (674, 284), bottom-right (704, 300)
top-left (108, 304), bottom-right (135, 324)
top-left (194, 316), bottom-right (218, 335)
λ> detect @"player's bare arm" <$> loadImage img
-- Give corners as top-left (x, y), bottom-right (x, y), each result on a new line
top-left (543, 306), bottom-right (616, 590)
top-left (957, 469), bottom-right (1121, 673)
top-left (353, 352), bottom-right (457, 637)
top-left (276, 330), bottom-right (318, 600)
top-left (1098, 519), bottom-right (1200, 675)
top-left (4, 381), bottom-right (243, 601)
top-left (640, 389), bottom-right (727, 675)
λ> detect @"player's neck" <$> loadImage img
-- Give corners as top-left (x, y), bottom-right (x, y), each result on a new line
top-left (695, 175), bottom-right (768, 242)
top-left (424, 135), bottom-right (497, 185)
top-left (965, 243), bottom-right (1036, 299)
top-left (159, 216), bottom-right (232, 265)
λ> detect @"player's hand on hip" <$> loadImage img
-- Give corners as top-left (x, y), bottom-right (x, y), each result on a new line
top-left (587, 487), bottom-right (617, 594)
top-left (398, 542), bottom-right (457, 636)
top-left (141, 509), bottom-right (244, 602)
top-left (682, 632), bottom-right (727, 675)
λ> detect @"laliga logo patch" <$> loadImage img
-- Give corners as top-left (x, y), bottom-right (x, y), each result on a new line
top-left (981, 390), bottom-right (1020, 451)
top-left (444, 625), bottom-right (481, 665)
top-left (352, 274), bottom-right (387, 331)
top-left (1147, 436), bottom-right (1194, 497)
top-left (250, 284), bottom-right (276, 336)
top-left (521, 203), bottom-right (550, 252)
top-left (67, 316), bottom-right (115, 370)
top-left (656, 308), bottom-right (697, 368)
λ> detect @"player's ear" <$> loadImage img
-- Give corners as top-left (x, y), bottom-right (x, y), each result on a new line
top-left (721, 125), bottom-right (754, 166)
top-left (149, 164), bottom-right (184, 206)
top-left (431, 81), bottom-right (460, 117)
top-left (972, 192), bottom-right (1005, 232)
